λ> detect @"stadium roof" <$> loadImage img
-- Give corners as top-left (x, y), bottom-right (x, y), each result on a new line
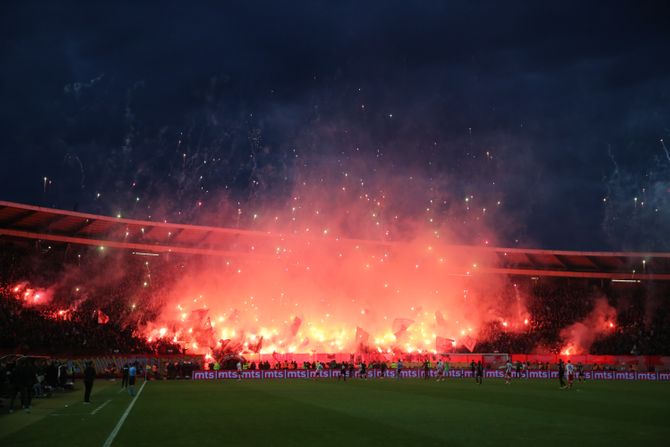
top-left (1, 200), bottom-right (669, 280)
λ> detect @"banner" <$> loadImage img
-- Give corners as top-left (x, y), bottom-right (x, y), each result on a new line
top-left (191, 368), bottom-right (670, 381)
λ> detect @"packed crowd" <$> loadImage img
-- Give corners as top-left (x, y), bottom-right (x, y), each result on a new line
top-left (0, 292), bottom-right (182, 356)
top-left (1, 243), bottom-right (669, 358)
top-left (2, 279), bottom-right (669, 357)
top-left (475, 280), bottom-right (670, 355)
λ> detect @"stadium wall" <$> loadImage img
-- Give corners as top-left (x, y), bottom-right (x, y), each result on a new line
top-left (20, 354), bottom-right (203, 377)
top-left (254, 353), bottom-right (670, 369)
top-left (10, 353), bottom-right (670, 375)
top-left (191, 369), bottom-right (670, 381)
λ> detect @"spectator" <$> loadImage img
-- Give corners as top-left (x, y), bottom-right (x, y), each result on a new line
top-left (83, 361), bottom-right (96, 404)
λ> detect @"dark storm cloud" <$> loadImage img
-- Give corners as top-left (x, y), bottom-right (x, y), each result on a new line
top-left (1, 1), bottom-right (669, 250)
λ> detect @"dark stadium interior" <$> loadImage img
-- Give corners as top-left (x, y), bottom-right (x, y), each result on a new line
top-left (2, 2), bottom-right (670, 445)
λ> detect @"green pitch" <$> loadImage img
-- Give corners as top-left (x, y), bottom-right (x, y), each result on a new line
top-left (1, 378), bottom-right (669, 446)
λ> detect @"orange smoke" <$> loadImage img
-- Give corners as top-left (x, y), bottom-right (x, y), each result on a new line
top-left (559, 298), bottom-right (617, 355)
top-left (142, 231), bottom-right (527, 356)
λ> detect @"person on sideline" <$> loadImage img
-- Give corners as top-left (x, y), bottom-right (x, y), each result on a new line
top-left (83, 361), bottom-right (96, 404)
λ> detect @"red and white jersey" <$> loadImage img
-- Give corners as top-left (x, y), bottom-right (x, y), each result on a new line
top-left (566, 363), bottom-right (574, 375)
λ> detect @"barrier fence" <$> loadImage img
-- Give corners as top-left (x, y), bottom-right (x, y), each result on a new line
top-left (7, 353), bottom-right (670, 378)
top-left (191, 369), bottom-right (670, 381)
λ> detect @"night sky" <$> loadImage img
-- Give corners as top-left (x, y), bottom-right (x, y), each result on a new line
top-left (1, 1), bottom-right (669, 251)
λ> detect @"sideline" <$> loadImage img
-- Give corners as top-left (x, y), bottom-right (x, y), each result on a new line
top-left (0, 381), bottom-right (116, 441)
top-left (101, 380), bottom-right (147, 447)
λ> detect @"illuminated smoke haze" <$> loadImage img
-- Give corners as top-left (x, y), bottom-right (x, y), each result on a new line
top-left (560, 298), bottom-right (618, 355)
top-left (138, 161), bottom-right (530, 356)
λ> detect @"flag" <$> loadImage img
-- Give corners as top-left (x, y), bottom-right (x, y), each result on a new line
top-left (356, 326), bottom-right (370, 346)
top-left (392, 318), bottom-right (414, 338)
top-left (435, 336), bottom-right (454, 352)
top-left (462, 335), bottom-right (477, 352)
top-left (190, 308), bottom-right (209, 325)
top-left (226, 309), bottom-right (240, 323)
top-left (97, 309), bottom-right (110, 325)
top-left (248, 336), bottom-right (263, 353)
top-left (289, 316), bottom-right (302, 336)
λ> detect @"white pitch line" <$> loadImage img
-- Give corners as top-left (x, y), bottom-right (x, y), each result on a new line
top-left (50, 413), bottom-right (90, 416)
top-left (102, 381), bottom-right (147, 447)
top-left (117, 388), bottom-right (126, 394)
top-left (91, 399), bottom-right (112, 415)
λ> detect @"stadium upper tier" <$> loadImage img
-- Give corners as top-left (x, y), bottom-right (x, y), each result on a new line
top-left (1, 200), bottom-right (669, 280)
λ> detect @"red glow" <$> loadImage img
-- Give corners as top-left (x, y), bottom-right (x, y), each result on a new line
top-left (52, 308), bottom-right (74, 321)
top-left (560, 345), bottom-right (575, 356)
top-left (8, 282), bottom-right (53, 307)
top-left (559, 299), bottom-right (617, 355)
top-left (7, 176), bottom-right (604, 359)
top-left (140, 233), bottom-right (530, 357)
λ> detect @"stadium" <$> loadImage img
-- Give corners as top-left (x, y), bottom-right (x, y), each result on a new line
top-left (3, 2), bottom-right (670, 446)
top-left (2, 200), bottom-right (670, 446)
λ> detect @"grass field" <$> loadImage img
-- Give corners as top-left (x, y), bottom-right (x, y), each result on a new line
top-left (1, 377), bottom-right (669, 446)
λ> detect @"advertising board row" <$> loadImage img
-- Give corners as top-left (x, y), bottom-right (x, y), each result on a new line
top-left (192, 369), bottom-right (670, 381)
